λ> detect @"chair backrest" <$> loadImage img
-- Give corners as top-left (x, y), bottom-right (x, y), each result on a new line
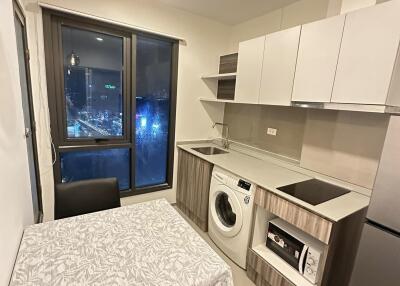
top-left (55, 177), bottom-right (121, 220)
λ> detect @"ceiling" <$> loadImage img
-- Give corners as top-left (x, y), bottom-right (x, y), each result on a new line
top-left (158, 0), bottom-right (300, 25)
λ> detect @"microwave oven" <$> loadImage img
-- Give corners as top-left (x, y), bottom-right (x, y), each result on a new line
top-left (266, 218), bottom-right (325, 284)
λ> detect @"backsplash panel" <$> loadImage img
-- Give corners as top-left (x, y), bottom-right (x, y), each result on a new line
top-left (301, 109), bottom-right (389, 189)
top-left (223, 104), bottom-right (307, 160)
top-left (223, 104), bottom-right (390, 189)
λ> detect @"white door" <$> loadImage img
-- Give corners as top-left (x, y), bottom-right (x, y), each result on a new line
top-left (292, 15), bottom-right (345, 102)
top-left (331, 1), bottom-right (400, 105)
top-left (259, 26), bottom-right (301, 106)
top-left (15, 10), bottom-right (42, 222)
top-left (235, 36), bottom-right (265, 104)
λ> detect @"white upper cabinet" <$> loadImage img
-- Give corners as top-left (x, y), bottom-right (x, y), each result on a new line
top-left (235, 36), bottom-right (265, 104)
top-left (259, 26), bottom-right (301, 106)
top-left (292, 15), bottom-right (345, 102)
top-left (331, 1), bottom-right (400, 105)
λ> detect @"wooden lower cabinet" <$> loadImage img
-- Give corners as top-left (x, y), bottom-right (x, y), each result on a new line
top-left (247, 248), bottom-right (295, 286)
top-left (176, 149), bottom-right (213, 232)
top-left (255, 187), bottom-right (333, 244)
top-left (252, 186), bottom-right (367, 286)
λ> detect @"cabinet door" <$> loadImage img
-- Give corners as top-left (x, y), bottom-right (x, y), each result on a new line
top-left (331, 1), bottom-right (400, 104)
top-left (292, 15), bottom-right (345, 102)
top-left (259, 26), bottom-right (301, 106)
top-left (176, 150), bottom-right (213, 232)
top-left (235, 36), bottom-right (265, 104)
top-left (247, 248), bottom-right (295, 286)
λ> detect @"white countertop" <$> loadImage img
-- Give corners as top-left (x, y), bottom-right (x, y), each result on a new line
top-left (177, 141), bottom-right (370, 222)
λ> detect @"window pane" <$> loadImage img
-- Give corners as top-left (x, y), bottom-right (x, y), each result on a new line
top-left (60, 148), bottom-right (130, 191)
top-left (62, 26), bottom-right (124, 138)
top-left (135, 36), bottom-right (172, 188)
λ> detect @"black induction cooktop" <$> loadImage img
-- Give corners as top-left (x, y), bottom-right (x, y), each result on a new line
top-left (277, 179), bottom-right (351, 206)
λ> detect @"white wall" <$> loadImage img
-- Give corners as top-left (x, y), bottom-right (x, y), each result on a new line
top-left (0, 0), bottom-right (35, 284)
top-left (340, 0), bottom-right (377, 13)
top-left (227, 0), bottom-right (332, 52)
top-left (23, 0), bottom-right (230, 220)
top-left (226, 0), bottom-right (385, 52)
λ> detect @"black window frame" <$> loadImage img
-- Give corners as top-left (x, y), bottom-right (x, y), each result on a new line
top-left (42, 9), bottom-right (178, 197)
top-left (50, 17), bottom-right (132, 146)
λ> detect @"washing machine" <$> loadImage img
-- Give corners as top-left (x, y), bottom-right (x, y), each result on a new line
top-left (208, 166), bottom-right (256, 269)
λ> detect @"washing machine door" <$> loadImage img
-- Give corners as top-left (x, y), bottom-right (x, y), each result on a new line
top-left (210, 185), bottom-right (243, 237)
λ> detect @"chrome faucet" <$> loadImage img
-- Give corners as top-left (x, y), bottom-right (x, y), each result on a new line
top-left (212, 122), bottom-right (230, 149)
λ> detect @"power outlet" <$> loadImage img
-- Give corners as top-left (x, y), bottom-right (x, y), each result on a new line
top-left (267, 128), bottom-right (277, 136)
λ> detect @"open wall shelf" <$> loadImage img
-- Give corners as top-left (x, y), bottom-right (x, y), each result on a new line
top-left (201, 53), bottom-right (238, 101)
top-left (201, 73), bottom-right (236, 80)
top-left (199, 97), bottom-right (233, 103)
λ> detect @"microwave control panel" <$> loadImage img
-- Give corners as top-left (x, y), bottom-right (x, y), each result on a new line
top-left (303, 247), bottom-right (322, 283)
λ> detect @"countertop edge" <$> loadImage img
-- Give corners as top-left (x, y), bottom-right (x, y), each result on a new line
top-left (177, 142), bottom-right (370, 222)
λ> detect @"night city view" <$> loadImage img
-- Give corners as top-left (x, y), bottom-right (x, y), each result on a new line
top-left (135, 89), bottom-right (170, 188)
top-left (64, 67), bottom-right (123, 138)
top-left (135, 36), bottom-right (172, 188)
top-left (60, 27), bottom-right (172, 191)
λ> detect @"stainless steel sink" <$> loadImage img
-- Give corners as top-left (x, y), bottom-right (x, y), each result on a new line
top-left (191, 146), bottom-right (228, 155)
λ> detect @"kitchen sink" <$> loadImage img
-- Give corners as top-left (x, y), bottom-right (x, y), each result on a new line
top-left (191, 146), bottom-right (228, 155)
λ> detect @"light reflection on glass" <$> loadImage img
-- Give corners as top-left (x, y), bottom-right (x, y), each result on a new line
top-left (60, 148), bottom-right (130, 191)
top-left (62, 26), bottom-right (124, 139)
top-left (135, 36), bottom-right (172, 188)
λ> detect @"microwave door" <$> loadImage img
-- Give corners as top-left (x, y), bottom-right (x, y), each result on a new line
top-left (266, 223), bottom-right (306, 272)
top-left (298, 246), bottom-right (308, 274)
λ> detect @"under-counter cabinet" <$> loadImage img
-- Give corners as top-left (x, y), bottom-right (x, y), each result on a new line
top-left (292, 15), bottom-right (345, 103)
top-left (248, 187), bottom-right (366, 286)
top-left (259, 26), bottom-right (301, 106)
top-left (235, 36), bottom-right (265, 104)
top-left (176, 149), bottom-right (213, 232)
top-left (247, 248), bottom-right (295, 286)
top-left (331, 0), bottom-right (400, 105)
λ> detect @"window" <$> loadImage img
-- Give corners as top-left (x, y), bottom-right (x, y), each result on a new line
top-left (135, 36), bottom-right (172, 188)
top-left (60, 148), bottom-right (130, 190)
top-left (43, 10), bottom-right (178, 196)
top-left (62, 27), bottom-right (124, 139)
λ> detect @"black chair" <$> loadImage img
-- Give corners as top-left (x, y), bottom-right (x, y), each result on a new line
top-left (55, 177), bottom-right (121, 220)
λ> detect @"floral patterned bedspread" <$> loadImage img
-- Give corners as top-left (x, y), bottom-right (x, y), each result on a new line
top-left (11, 199), bottom-right (234, 286)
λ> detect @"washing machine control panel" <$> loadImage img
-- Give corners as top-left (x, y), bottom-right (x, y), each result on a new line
top-left (237, 179), bottom-right (251, 191)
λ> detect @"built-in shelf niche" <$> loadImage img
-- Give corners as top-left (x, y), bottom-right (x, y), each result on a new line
top-left (201, 72), bottom-right (236, 80)
top-left (202, 53), bottom-right (238, 101)
top-left (251, 205), bottom-right (318, 286)
top-left (217, 53), bottom-right (237, 100)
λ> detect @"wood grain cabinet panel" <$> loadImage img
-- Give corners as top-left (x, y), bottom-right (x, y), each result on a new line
top-left (219, 53), bottom-right (238, 74)
top-left (176, 149), bottom-right (213, 232)
top-left (255, 187), bottom-right (333, 244)
top-left (247, 248), bottom-right (295, 286)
